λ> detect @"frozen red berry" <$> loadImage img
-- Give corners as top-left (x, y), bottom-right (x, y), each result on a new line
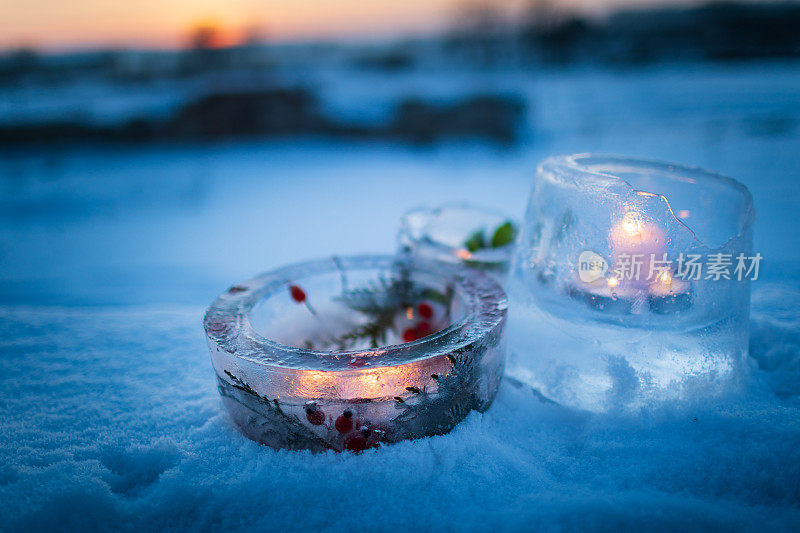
top-left (335, 410), bottom-right (354, 433)
top-left (417, 302), bottom-right (434, 319)
top-left (290, 285), bottom-right (317, 316)
top-left (402, 327), bottom-right (418, 343)
top-left (304, 402), bottom-right (325, 425)
top-left (344, 432), bottom-right (368, 452)
top-left (416, 321), bottom-right (432, 338)
top-left (289, 285), bottom-right (306, 303)
top-left (348, 357), bottom-right (366, 368)
top-left (307, 410), bottom-right (325, 425)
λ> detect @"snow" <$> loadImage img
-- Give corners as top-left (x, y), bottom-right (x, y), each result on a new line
top-left (2, 297), bottom-right (799, 531)
top-left (1, 63), bottom-right (800, 530)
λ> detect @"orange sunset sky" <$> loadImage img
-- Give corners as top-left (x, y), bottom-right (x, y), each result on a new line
top-left (1, 0), bottom-right (709, 50)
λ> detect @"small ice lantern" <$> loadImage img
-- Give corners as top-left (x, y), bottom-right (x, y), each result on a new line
top-left (507, 154), bottom-right (756, 411)
top-left (205, 255), bottom-right (507, 452)
top-left (398, 203), bottom-right (518, 282)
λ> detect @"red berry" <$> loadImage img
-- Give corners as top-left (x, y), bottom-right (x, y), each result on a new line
top-left (344, 432), bottom-right (368, 452)
top-left (417, 302), bottom-right (434, 319)
top-left (289, 285), bottom-right (306, 303)
top-left (416, 321), bottom-right (432, 338)
top-left (335, 410), bottom-right (354, 433)
top-left (307, 410), bottom-right (325, 425)
top-left (402, 327), bottom-right (418, 343)
top-left (304, 403), bottom-right (325, 425)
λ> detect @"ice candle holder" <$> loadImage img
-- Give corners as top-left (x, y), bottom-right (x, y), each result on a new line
top-left (398, 203), bottom-right (518, 282)
top-left (204, 255), bottom-right (507, 452)
top-left (508, 154), bottom-right (755, 411)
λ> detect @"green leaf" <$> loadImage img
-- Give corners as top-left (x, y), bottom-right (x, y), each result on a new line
top-left (421, 287), bottom-right (450, 306)
top-left (464, 230), bottom-right (486, 252)
top-left (491, 221), bottom-right (516, 248)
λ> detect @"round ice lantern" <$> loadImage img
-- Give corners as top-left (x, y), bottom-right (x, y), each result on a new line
top-left (205, 255), bottom-right (507, 452)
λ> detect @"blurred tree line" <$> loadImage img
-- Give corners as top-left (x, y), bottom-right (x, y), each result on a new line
top-left (446, 0), bottom-right (800, 65)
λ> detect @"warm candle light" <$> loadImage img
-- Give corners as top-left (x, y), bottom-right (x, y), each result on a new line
top-left (609, 211), bottom-right (665, 251)
top-left (622, 212), bottom-right (643, 238)
top-left (649, 269), bottom-right (690, 299)
top-left (608, 210), bottom-right (667, 289)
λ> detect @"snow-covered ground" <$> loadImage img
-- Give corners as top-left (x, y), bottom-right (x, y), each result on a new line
top-left (1, 62), bottom-right (799, 530)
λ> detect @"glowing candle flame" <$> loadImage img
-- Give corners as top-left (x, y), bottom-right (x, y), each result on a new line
top-left (622, 212), bottom-right (643, 238)
top-left (608, 211), bottom-right (666, 289)
top-left (610, 211), bottom-right (663, 250)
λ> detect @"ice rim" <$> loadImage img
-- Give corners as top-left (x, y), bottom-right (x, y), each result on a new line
top-left (538, 153), bottom-right (755, 251)
top-left (398, 203), bottom-right (517, 266)
top-left (203, 254), bottom-right (508, 372)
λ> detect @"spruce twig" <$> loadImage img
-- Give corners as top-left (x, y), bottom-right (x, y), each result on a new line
top-left (220, 370), bottom-right (335, 451)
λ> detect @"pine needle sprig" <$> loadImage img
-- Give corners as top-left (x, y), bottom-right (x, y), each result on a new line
top-left (327, 259), bottom-right (453, 349)
top-left (390, 342), bottom-right (487, 438)
top-left (328, 319), bottom-right (393, 350)
top-left (219, 370), bottom-right (335, 451)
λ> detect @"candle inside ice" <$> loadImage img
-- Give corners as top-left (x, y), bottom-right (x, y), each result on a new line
top-left (206, 255), bottom-right (508, 451)
top-left (507, 154), bottom-right (754, 412)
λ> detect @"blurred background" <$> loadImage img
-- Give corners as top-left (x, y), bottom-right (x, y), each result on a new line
top-left (2, 0), bottom-right (800, 306)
